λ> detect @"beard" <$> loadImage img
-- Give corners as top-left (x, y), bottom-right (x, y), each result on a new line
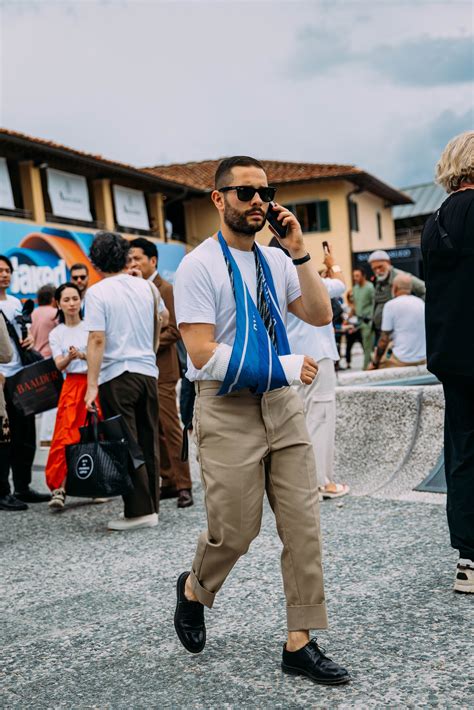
top-left (223, 201), bottom-right (266, 236)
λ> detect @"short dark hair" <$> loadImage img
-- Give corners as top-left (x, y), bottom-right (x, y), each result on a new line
top-left (130, 237), bottom-right (158, 261)
top-left (0, 255), bottom-right (14, 273)
top-left (54, 282), bottom-right (83, 323)
top-left (37, 283), bottom-right (56, 306)
top-left (70, 262), bottom-right (89, 274)
top-left (89, 231), bottom-right (130, 274)
top-left (215, 156), bottom-right (265, 189)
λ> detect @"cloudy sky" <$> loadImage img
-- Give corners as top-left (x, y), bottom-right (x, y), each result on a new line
top-left (1, 0), bottom-right (472, 188)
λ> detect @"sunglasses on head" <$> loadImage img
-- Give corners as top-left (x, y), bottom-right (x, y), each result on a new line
top-left (218, 185), bottom-right (277, 203)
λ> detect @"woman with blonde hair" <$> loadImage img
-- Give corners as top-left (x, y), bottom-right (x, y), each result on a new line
top-left (422, 130), bottom-right (474, 594)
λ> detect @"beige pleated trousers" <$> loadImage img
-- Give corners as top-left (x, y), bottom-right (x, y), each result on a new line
top-left (189, 381), bottom-right (328, 631)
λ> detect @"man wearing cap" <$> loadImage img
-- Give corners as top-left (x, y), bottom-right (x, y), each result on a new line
top-left (368, 250), bottom-right (425, 342)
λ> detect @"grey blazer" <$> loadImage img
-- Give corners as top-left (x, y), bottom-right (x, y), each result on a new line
top-left (0, 315), bottom-right (13, 418)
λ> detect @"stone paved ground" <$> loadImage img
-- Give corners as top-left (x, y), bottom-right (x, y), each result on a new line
top-left (1, 462), bottom-right (473, 709)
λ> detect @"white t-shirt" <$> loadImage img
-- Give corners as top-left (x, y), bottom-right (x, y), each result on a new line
top-left (49, 322), bottom-right (88, 374)
top-left (287, 278), bottom-right (345, 363)
top-left (174, 238), bottom-right (301, 381)
top-left (0, 295), bottom-right (23, 377)
top-left (381, 295), bottom-right (426, 363)
top-left (84, 273), bottom-right (159, 385)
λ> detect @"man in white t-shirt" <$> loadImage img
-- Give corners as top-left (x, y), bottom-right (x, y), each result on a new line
top-left (369, 273), bottom-right (426, 369)
top-left (84, 232), bottom-right (162, 531)
top-left (172, 157), bottom-right (350, 686)
top-left (0, 255), bottom-right (51, 511)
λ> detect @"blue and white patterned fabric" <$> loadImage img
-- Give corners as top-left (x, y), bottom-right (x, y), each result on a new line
top-left (217, 231), bottom-right (290, 395)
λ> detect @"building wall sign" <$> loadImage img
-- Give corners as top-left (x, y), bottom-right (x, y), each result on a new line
top-left (47, 168), bottom-right (93, 221)
top-left (0, 220), bottom-right (186, 300)
top-left (113, 185), bottom-right (150, 230)
top-left (0, 158), bottom-right (15, 210)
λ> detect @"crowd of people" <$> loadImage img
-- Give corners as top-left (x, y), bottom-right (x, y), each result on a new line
top-left (0, 238), bottom-right (193, 519)
top-left (1, 130), bottom-right (473, 687)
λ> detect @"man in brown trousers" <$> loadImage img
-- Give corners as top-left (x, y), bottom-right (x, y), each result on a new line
top-left (172, 157), bottom-right (350, 686)
top-left (129, 238), bottom-right (193, 508)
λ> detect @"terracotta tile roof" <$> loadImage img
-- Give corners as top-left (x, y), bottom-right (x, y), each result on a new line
top-left (0, 128), bottom-right (197, 193)
top-left (143, 158), bottom-right (360, 191)
top-left (0, 129), bottom-right (412, 205)
top-left (144, 158), bottom-right (412, 205)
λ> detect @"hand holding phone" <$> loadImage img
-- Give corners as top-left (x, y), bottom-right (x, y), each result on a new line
top-left (266, 202), bottom-right (288, 239)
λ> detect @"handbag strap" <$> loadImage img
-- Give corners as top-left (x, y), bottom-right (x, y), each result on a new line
top-left (149, 282), bottom-right (161, 353)
top-left (435, 208), bottom-right (454, 249)
top-left (84, 406), bottom-right (100, 442)
top-left (0, 311), bottom-right (25, 362)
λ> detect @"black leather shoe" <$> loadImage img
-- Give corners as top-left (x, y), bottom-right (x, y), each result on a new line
top-left (177, 489), bottom-right (194, 508)
top-left (0, 494), bottom-right (29, 511)
top-left (15, 488), bottom-right (51, 503)
top-left (282, 639), bottom-right (351, 685)
top-left (174, 571), bottom-right (206, 653)
top-left (160, 486), bottom-right (179, 500)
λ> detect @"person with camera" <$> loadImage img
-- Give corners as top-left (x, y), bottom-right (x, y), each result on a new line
top-left (0, 255), bottom-right (51, 510)
top-left (172, 157), bottom-right (350, 686)
top-left (422, 131), bottom-right (474, 593)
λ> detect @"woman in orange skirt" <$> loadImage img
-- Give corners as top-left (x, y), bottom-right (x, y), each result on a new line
top-left (46, 282), bottom-right (101, 509)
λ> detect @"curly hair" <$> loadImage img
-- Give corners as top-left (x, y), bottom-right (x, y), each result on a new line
top-left (89, 231), bottom-right (130, 273)
top-left (436, 131), bottom-right (474, 193)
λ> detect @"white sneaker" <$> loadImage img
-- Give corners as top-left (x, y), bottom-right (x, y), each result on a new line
top-left (454, 560), bottom-right (474, 593)
top-left (91, 497), bottom-right (110, 504)
top-left (107, 513), bottom-right (158, 531)
top-left (49, 488), bottom-right (66, 509)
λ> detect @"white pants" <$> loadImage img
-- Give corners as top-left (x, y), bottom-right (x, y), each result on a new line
top-left (295, 358), bottom-right (336, 487)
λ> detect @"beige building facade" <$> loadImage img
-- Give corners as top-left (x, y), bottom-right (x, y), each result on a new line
top-left (181, 178), bottom-right (402, 280)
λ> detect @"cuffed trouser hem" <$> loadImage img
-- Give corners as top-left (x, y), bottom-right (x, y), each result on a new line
top-left (287, 603), bottom-right (329, 631)
top-left (189, 570), bottom-right (216, 609)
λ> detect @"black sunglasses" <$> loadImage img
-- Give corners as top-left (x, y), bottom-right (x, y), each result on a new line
top-left (219, 185), bottom-right (277, 203)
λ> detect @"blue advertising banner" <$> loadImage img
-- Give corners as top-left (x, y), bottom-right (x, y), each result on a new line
top-left (0, 220), bottom-right (187, 300)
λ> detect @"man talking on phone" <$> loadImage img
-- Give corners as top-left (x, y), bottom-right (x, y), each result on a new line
top-left (173, 156), bottom-right (351, 685)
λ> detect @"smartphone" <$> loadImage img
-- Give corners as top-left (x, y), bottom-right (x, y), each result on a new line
top-left (322, 240), bottom-right (330, 255)
top-left (266, 202), bottom-right (287, 239)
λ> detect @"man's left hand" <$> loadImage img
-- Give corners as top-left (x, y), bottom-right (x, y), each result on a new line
top-left (267, 203), bottom-right (306, 259)
top-left (85, 384), bottom-right (99, 412)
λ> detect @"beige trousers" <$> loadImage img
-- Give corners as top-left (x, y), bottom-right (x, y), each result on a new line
top-left (189, 381), bottom-right (328, 631)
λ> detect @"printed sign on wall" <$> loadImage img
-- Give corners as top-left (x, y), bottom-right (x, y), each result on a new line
top-left (113, 185), bottom-right (150, 230)
top-left (47, 168), bottom-right (93, 221)
top-left (0, 220), bottom-right (186, 300)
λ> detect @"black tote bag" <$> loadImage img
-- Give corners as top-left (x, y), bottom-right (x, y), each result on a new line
top-left (5, 358), bottom-right (63, 416)
top-left (66, 410), bottom-right (134, 498)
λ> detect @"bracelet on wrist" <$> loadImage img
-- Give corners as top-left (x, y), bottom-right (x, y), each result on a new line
top-left (292, 253), bottom-right (311, 266)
